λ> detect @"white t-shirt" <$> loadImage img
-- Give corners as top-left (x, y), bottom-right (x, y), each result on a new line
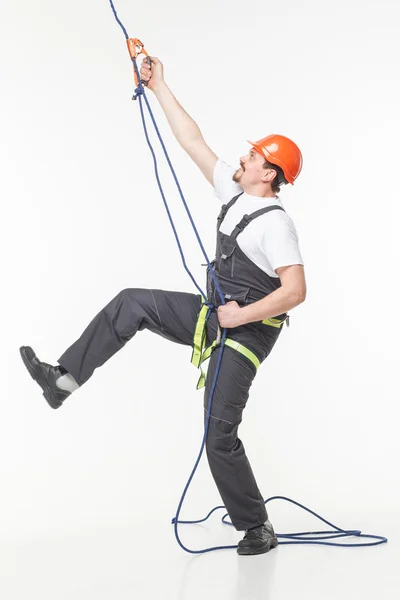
top-left (213, 159), bottom-right (304, 279)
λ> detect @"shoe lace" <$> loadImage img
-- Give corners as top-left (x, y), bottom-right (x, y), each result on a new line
top-left (243, 525), bottom-right (264, 540)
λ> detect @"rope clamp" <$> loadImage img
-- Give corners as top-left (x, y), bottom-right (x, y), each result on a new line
top-left (126, 38), bottom-right (150, 91)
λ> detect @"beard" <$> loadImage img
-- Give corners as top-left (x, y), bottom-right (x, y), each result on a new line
top-left (232, 167), bottom-right (244, 183)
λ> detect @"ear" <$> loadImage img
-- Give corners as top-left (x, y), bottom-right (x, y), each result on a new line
top-left (261, 168), bottom-right (277, 183)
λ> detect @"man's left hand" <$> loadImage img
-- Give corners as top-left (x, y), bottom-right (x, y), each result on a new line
top-left (217, 301), bottom-right (245, 328)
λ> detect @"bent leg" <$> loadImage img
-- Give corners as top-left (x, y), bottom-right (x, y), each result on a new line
top-left (58, 288), bottom-right (202, 386)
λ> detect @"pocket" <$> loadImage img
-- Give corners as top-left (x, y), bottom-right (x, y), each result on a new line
top-left (219, 242), bottom-right (236, 277)
top-left (223, 286), bottom-right (250, 306)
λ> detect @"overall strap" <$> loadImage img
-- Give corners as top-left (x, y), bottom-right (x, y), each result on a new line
top-left (216, 193), bottom-right (244, 231)
top-left (231, 205), bottom-right (285, 239)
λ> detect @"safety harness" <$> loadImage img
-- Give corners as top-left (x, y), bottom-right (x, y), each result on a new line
top-left (191, 298), bottom-right (288, 390)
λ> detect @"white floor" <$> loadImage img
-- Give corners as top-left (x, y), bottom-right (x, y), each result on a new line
top-left (1, 521), bottom-right (398, 600)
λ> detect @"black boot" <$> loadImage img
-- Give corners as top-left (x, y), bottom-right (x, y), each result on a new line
top-left (19, 346), bottom-right (72, 409)
top-left (237, 520), bottom-right (279, 556)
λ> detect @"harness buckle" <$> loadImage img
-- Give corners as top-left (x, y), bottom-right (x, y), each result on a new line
top-left (235, 214), bottom-right (252, 232)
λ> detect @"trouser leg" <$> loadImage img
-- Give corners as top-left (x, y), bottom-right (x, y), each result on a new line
top-left (203, 346), bottom-right (267, 531)
top-left (203, 328), bottom-right (281, 531)
top-left (57, 288), bottom-right (202, 386)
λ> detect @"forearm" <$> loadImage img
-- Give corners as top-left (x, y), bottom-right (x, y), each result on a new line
top-left (240, 288), bottom-right (305, 325)
top-left (153, 81), bottom-right (202, 147)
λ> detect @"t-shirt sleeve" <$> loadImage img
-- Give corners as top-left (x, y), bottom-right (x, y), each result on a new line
top-left (262, 217), bottom-right (304, 273)
top-left (213, 159), bottom-right (244, 204)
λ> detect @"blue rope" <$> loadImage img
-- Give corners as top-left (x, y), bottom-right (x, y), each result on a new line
top-left (107, 0), bottom-right (387, 552)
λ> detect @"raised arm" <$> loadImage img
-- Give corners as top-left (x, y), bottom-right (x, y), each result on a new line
top-left (140, 57), bottom-right (218, 186)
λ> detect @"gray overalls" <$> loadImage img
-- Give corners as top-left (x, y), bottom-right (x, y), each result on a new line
top-left (57, 193), bottom-right (288, 531)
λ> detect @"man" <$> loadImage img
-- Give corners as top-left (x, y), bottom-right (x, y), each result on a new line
top-left (20, 56), bottom-right (306, 556)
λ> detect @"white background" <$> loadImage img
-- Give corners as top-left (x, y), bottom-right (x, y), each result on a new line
top-left (1, 0), bottom-right (399, 598)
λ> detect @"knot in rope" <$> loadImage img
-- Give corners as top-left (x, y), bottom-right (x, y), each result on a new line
top-left (132, 86), bottom-right (145, 100)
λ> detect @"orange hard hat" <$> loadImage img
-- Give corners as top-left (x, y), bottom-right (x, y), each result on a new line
top-left (247, 134), bottom-right (303, 185)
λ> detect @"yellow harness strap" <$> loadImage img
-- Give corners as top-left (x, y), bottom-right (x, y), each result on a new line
top-left (190, 300), bottom-right (209, 370)
top-left (190, 300), bottom-right (289, 390)
top-left (262, 316), bottom-right (289, 328)
top-left (194, 338), bottom-right (261, 389)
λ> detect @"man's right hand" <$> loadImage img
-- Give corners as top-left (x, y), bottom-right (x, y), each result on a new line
top-left (140, 56), bottom-right (164, 92)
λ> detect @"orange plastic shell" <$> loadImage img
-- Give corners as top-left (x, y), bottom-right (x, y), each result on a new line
top-left (126, 38), bottom-right (149, 87)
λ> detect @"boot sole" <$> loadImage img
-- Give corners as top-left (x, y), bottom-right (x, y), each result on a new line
top-left (19, 346), bottom-right (63, 409)
top-left (237, 536), bottom-right (279, 556)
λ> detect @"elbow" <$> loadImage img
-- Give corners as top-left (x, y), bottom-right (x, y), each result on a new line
top-left (298, 292), bottom-right (306, 304)
top-left (292, 288), bottom-right (306, 306)
top-left (299, 285), bottom-right (307, 303)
